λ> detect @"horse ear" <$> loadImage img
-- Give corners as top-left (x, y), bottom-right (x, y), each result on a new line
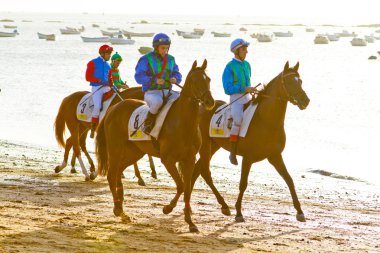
top-left (191, 60), bottom-right (197, 70)
top-left (284, 61), bottom-right (289, 71)
top-left (201, 59), bottom-right (207, 70)
top-left (294, 61), bottom-right (299, 72)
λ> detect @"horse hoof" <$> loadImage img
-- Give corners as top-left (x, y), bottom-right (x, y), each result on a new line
top-left (90, 172), bottom-right (97, 181)
top-left (121, 213), bottom-right (132, 223)
top-left (235, 215), bottom-right (245, 223)
top-left (151, 172), bottom-right (157, 179)
top-left (54, 166), bottom-right (62, 173)
top-left (221, 207), bottom-right (231, 216)
top-left (113, 207), bottom-right (123, 217)
top-left (296, 213), bottom-right (306, 222)
top-left (137, 179), bottom-right (146, 186)
top-left (189, 225), bottom-right (199, 233)
top-left (163, 205), bottom-right (174, 215)
top-left (70, 168), bottom-right (77, 173)
top-left (84, 175), bottom-right (90, 182)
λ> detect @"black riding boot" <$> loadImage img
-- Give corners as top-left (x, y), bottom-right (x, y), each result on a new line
top-left (142, 112), bottom-right (157, 135)
top-left (229, 141), bottom-right (238, 165)
top-left (90, 122), bottom-right (97, 139)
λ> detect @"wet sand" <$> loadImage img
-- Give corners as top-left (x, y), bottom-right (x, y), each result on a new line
top-left (0, 140), bottom-right (379, 253)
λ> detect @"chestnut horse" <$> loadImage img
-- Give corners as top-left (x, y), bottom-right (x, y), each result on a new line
top-left (54, 87), bottom-right (156, 183)
top-left (192, 62), bottom-right (310, 222)
top-left (96, 60), bottom-right (215, 232)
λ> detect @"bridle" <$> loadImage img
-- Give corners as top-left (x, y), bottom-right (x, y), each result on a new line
top-left (259, 71), bottom-right (302, 104)
top-left (184, 69), bottom-right (212, 104)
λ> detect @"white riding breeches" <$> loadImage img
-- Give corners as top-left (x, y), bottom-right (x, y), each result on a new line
top-left (230, 93), bottom-right (252, 135)
top-left (144, 89), bottom-right (170, 114)
top-left (91, 86), bottom-right (111, 118)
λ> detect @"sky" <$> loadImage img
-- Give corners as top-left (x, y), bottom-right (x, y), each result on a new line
top-left (2, 0), bottom-right (379, 24)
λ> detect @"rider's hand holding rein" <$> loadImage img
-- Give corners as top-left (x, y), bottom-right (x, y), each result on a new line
top-left (245, 86), bottom-right (257, 94)
top-left (169, 77), bottom-right (177, 84)
top-left (156, 78), bottom-right (165, 85)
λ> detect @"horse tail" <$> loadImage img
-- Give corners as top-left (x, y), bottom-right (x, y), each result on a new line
top-left (54, 99), bottom-right (67, 148)
top-left (96, 118), bottom-right (108, 176)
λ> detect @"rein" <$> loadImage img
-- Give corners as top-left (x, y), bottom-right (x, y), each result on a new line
top-left (258, 72), bottom-right (299, 102)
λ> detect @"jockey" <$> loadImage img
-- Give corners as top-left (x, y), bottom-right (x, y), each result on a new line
top-left (222, 38), bottom-right (257, 165)
top-left (134, 33), bottom-right (182, 135)
top-left (85, 44), bottom-right (113, 138)
top-left (109, 52), bottom-right (129, 90)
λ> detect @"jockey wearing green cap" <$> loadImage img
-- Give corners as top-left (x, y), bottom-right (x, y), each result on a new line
top-left (109, 52), bottom-right (129, 90)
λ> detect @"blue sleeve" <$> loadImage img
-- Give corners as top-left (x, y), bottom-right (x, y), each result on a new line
top-left (222, 64), bottom-right (243, 95)
top-left (170, 57), bottom-right (182, 84)
top-left (134, 56), bottom-right (154, 91)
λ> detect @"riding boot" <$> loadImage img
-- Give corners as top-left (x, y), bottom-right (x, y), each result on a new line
top-left (90, 117), bottom-right (99, 139)
top-left (142, 112), bottom-right (157, 135)
top-left (229, 135), bottom-right (238, 165)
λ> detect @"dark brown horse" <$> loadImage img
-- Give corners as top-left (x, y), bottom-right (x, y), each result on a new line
top-left (96, 60), bottom-right (215, 232)
top-left (192, 62), bottom-right (310, 222)
top-left (54, 87), bottom-right (156, 183)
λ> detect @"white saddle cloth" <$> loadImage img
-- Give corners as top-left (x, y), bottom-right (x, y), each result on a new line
top-left (76, 93), bottom-right (117, 122)
top-left (128, 91), bottom-right (180, 141)
top-left (209, 103), bottom-right (258, 138)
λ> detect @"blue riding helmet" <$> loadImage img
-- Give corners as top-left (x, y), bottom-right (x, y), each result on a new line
top-left (230, 38), bottom-right (250, 53)
top-left (152, 33), bottom-right (171, 47)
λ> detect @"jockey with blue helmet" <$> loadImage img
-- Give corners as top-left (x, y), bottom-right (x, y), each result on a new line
top-left (222, 38), bottom-right (257, 165)
top-left (134, 33), bottom-right (182, 134)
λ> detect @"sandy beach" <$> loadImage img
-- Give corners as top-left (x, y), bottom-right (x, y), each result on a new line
top-left (0, 140), bottom-right (379, 253)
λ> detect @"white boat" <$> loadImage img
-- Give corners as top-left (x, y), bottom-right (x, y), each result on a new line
top-left (0, 30), bottom-right (18, 37)
top-left (138, 46), bottom-right (153, 54)
top-left (257, 34), bottom-right (273, 42)
top-left (314, 35), bottom-right (329, 44)
top-left (182, 32), bottom-right (201, 39)
top-left (326, 34), bottom-right (339, 41)
top-left (67, 26), bottom-right (85, 32)
top-left (100, 30), bottom-right (121, 37)
top-left (60, 28), bottom-right (80, 34)
top-left (305, 28), bottom-right (315, 32)
top-left (212, 32), bottom-right (231, 37)
top-left (81, 36), bottom-right (110, 43)
top-left (351, 38), bottom-right (367, 46)
top-left (239, 27), bottom-right (248, 32)
top-left (273, 31), bottom-right (293, 37)
top-left (176, 30), bottom-right (186, 36)
top-left (92, 24), bottom-right (99, 28)
top-left (109, 36), bottom-right (135, 45)
top-left (122, 30), bottom-right (154, 37)
top-left (337, 30), bottom-right (357, 37)
top-left (364, 35), bottom-right (375, 43)
top-left (37, 32), bottom-right (55, 39)
top-left (107, 27), bottom-right (120, 31)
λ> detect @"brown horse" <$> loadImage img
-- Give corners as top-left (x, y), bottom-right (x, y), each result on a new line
top-left (96, 60), bottom-right (215, 232)
top-left (54, 87), bottom-right (156, 183)
top-left (192, 62), bottom-right (310, 222)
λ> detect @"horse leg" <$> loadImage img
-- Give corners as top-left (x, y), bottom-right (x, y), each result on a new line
top-left (108, 147), bottom-right (144, 218)
top-left (79, 129), bottom-right (97, 180)
top-left (192, 141), bottom-right (230, 215)
top-left (148, 155), bottom-right (157, 179)
top-left (133, 163), bottom-right (146, 186)
top-left (268, 154), bottom-right (306, 222)
top-left (55, 137), bottom-right (72, 173)
top-left (70, 151), bottom-right (77, 173)
top-left (235, 157), bottom-right (253, 222)
top-left (70, 126), bottom-right (90, 181)
top-left (161, 158), bottom-right (184, 215)
top-left (179, 158), bottom-right (199, 233)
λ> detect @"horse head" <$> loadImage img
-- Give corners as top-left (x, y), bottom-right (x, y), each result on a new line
top-left (183, 59), bottom-right (215, 110)
top-left (281, 61), bottom-right (310, 110)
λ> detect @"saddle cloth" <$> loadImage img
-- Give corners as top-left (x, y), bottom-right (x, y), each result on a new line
top-left (128, 91), bottom-right (180, 141)
top-left (209, 103), bottom-right (258, 138)
top-left (77, 93), bottom-right (117, 122)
